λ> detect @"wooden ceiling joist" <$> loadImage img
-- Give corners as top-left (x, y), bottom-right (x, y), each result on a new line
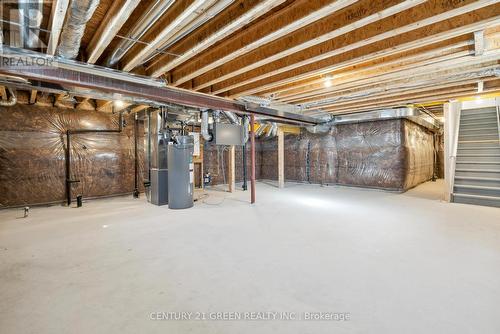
top-left (46, 0), bottom-right (70, 55)
top-left (86, 0), bottom-right (141, 64)
top-left (29, 90), bottom-right (37, 104)
top-left (147, 0), bottom-right (290, 78)
top-left (263, 39), bottom-right (474, 98)
top-left (0, 86), bottom-right (7, 100)
top-left (155, 0), bottom-right (357, 84)
top-left (224, 15), bottom-right (500, 98)
top-left (122, 0), bottom-right (221, 72)
top-left (2, 0), bottom-right (499, 117)
top-left (190, 0), bottom-right (498, 95)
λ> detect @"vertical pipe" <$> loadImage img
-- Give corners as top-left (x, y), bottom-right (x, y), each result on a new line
top-left (278, 127), bottom-right (284, 188)
top-left (134, 114), bottom-right (139, 198)
top-left (147, 110), bottom-right (152, 182)
top-left (65, 130), bottom-right (71, 206)
top-left (242, 142), bottom-right (247, 190)
top-left (250, 115), bottom-right (256, 204)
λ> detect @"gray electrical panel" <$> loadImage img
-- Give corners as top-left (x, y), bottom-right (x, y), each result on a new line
top-left (168, 136), bottom-right (194, 209)
top-left (213, 123), bottom-right (244, 146)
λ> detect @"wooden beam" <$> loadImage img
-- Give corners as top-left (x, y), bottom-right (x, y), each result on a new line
top-left (277, 127), bottom-right (284, 189)
top-left (274, 41), bottom-right (473, 100)
top-left (228, 145), bottom-right (235, 193)
top-left (218, 6), bottom-right (500, 98)
top-left (323, 85), bottom-right (500, 114)
top-left (130, 105), bottom-right (150, 113)
top-left (282, 48), bottom-right (474, 103)
top-left (321, 66), bottom-right (496, 110)
top-left (192, 0), bottom-right (425, 91)
top-left (96, 100), bottom-right (113, 112)
top-left (86, 0), bottom-right (141, 64)
top-left (291, 53), bottom-right (500, 106)
top-left (304, 77), bottom-right (498, 110)
top-left (225, 26), bottom-right (480, 97)
top-left (122, 0), bottom-right (220, 72)
top-left (156, 0), bottom-right (355, 84)
top-left (47, 0), bottom-right (69, 55)
top-left (0, 86), bottom-right (7, 100)
top-left (29, 90), bottom-right (37, 104)
top-left (194, 0), bottom-right (498, 94)
top-left (147, 0), bottom-right (289, 77)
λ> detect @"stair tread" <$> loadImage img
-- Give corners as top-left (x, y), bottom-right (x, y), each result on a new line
top-left (452, 193), bottom-right (500, 201)
top-left (458, 140), bottom-right (500, 143)
top-left (460, 128), bottom-right (499, 131)
top-left (454, 184), bottom-right (500, 191)
top-left (455, 176), bottom-right (500, 181)
top-left (456, 168), bottom-right (500, 172)
top-left (456, 161), bottom-right (500, 164)
top-left (458, 154), bottom-right (500, 157)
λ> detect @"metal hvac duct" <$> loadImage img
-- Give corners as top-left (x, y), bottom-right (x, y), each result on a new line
top-left (200, 109), bottom-right (212, 141)
top-left (57, 0), bottom-right (100, 59)
top-left (222, 110), bottom-right (239, 124)
top-left (106, 0), bottom-right (175, 66)
top-left (18, 0), bottom-right (43, 49)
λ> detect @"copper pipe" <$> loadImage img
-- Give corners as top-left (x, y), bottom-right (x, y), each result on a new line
top-left (250, 114), bottom-right (256, 204)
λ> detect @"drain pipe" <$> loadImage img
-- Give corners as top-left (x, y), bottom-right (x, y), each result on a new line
top-left (200, 109), bottom-right (212, 141)
top-left (242, 115), bottom-right (249, 190)
top-left (57, 0), bottom-right (100, 59)
top-left (0, 88), bottom-right (17, 106)
top-left (65, 110), bottom-right (124, 206)
top-left (133, 113), bottom-right (139, 198)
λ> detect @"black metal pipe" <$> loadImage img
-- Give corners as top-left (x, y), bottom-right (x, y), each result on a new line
top-left (133, 114), bottom-right (139, 198)
top-left (147, 110), bottom-right (152, 183)
top-left (242, 142), bottom-right (248, 191)
top-left (65, 112), bottom-right (124, 206)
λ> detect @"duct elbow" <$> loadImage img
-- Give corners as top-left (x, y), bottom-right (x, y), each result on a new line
top-left (57, 0), bottom-right (100, 59)
top-left (200, 109), bottom-right (212, 142)
top-left (0, 88), bottom-right (17, 106)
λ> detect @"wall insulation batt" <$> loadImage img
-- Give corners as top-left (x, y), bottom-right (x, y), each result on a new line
top-left (0, 105), bottom-right (145, 208)
top-left (205, 118), bottom-right (434, 192)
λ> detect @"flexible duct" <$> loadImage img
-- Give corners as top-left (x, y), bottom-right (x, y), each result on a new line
top-left (106, 0), bottom-right (175, 66)
top-left (255, 123), bottom-right (267, 137)
top-left (265, 122), bottom-right (273, 137)
top-left (19, 0), bottom-right (43, 48)
top-left (222, 111), bottom-right (239, 124)
top-left (305, 114), bottom-right (334, 134)
top-left (242, 115), bottom-right (249, 143)
top-left (200, 109), bottom-right (212, 141)
top-left (57, 0), bottom-right (100, 59)
top-left (0, 88), bottom-right (17, 106)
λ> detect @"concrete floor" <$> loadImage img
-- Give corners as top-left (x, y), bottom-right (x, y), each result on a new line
top-left (1, 180), bottom-right (499, 334)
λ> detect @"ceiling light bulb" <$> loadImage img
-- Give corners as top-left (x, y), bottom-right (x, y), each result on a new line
top-left (114, 100), bottom-right (124, 108)
top-left (324, 74), bottom-right (333, 88)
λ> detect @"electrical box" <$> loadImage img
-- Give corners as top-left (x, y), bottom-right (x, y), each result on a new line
top-left (213, 123), bottom-right (244, 146)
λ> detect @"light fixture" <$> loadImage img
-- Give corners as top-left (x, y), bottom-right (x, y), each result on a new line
top-left (114, 100), bottom-right (125, 108)
top-left (324, 74), bottom-right (334, 88)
